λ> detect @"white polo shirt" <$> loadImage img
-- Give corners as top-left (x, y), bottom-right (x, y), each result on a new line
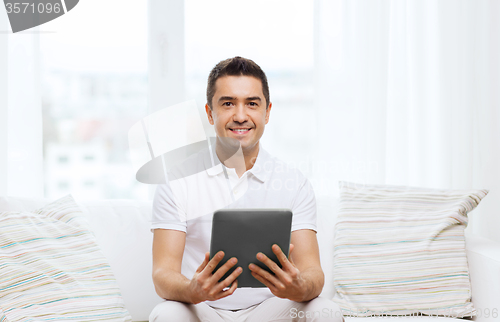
top-left (152, 146), bottom-right (317, 310)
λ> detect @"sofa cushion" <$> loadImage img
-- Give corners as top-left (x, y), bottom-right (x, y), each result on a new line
top-left (332, 181), bottom-right (488, 317)
top-left (0, 196), bottom-right (163, 321)
top-left (0, 195), bottom-right (132, 321)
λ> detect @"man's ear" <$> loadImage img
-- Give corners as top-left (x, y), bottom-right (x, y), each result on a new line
top-left (265, 102), bottom-right (272, 124)
top-left (205, 103), bottom-right (214, 125)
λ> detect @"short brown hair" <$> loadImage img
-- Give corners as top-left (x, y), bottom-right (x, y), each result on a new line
top-left (206, 56), bottom-right (270, 109)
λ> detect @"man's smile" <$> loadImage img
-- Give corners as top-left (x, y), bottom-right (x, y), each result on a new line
top-left (229, 128), bottom-right (252, 135)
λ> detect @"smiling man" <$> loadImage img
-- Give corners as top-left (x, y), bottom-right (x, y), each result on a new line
top-left (206, 74), bottom-right (269, 176)
top-left (149, 57), bottom-right (343, 321)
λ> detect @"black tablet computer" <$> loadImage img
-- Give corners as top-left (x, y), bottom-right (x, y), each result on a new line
top-left (209, 208), bottom-right (293, 288)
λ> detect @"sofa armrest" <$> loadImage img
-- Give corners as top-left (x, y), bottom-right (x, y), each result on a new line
top-left (466, 235), bottom-right (500, 322)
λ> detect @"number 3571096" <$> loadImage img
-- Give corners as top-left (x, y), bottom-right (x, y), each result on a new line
top-left (5, 2), bottom-right (61, 14)
top-left (476, 308), bottom-right (499, 319)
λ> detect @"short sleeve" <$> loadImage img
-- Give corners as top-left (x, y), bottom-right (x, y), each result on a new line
top-left (290, 176), bottom-right (317, 232)
top-left (151, 182), bottom-right (187, 232)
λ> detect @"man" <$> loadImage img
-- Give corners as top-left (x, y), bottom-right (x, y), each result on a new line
top-left (149, 57), bottom-right (343, 321)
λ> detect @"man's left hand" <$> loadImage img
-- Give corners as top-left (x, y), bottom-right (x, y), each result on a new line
top-left (248, 244), bottom-right (309, 302)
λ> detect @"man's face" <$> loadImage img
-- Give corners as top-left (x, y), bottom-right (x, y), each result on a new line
top-left (206, 75), bottom-right (272, 154)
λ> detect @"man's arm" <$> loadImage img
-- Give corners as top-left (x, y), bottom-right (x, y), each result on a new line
top-left (152, 229), bottom-right (243, 304)
top-left (289, 229), bottom-right (324, 300)
top-left (248, 229), bottom-right (324, 302)
top-left (152, 229), bottom-right (192, 302)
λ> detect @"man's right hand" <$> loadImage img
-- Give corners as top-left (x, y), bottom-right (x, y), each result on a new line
top-left (188, 251), bottom-right (242, 304)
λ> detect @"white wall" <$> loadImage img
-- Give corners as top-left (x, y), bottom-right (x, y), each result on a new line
top-left (0, 8), bottom-right (9, 195)
top-left (148, 0), bottom-right (185, 113)
top-left (147, 0), bottom-right (185, 197)
top-left (0, 15), bottom-right (43, 197)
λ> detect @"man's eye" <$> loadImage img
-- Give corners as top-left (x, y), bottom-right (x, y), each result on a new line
top-left (223, 102), bottom-right (232, 107)
top-left (249, 102), bottom-right (258, 107)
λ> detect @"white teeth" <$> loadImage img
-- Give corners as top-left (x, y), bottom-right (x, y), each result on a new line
top-left (232, 129), bottom-right (249, 132)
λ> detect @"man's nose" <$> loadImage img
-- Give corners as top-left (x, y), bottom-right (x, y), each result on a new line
top-left (233, 104), bottom-right (248, 123)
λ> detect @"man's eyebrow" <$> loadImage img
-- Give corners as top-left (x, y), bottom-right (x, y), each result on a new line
top-left (246, 97), bottom-right (262, 101)
top-left (218, 96), bottom-right (236, 102)
top-left (217, 96), bottom-right (262, 102)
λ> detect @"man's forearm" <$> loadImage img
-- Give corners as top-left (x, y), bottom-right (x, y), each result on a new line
top-left (298, 266), bottom-right (325, 302)
top-left (153, 268), bottom-right (194, 304)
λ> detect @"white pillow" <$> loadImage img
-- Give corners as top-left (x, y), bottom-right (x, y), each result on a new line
top-left (0, 195), bottom-right (132, 321)
top-left (332, 181), bottom-right (488, 318)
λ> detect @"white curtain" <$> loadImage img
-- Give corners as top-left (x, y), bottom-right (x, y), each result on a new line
top-left (314, 0), bottom-right (500, 241)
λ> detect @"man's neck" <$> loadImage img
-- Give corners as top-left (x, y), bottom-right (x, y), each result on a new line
top-left (215, 141), bottom-right (259, 178)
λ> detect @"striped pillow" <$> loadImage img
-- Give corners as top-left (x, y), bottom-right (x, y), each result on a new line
top-left (0, 195), bottom-right (131, 321)
top-left (332, 181), bottom-right (488, 318)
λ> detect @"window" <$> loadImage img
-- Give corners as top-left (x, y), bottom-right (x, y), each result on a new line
top-left (40, 0), bottom-right (149, 200)
top-left (185, 0), bottom-right (315, 176)
top-left (39, 0), bottom-right (315, 200)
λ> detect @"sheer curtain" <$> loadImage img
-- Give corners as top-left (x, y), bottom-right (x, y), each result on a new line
top-left (314, 0), bottom-right (500, 242)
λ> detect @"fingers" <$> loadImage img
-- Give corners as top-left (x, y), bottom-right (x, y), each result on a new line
top-left (203, 251), bottom-right (242, 288)
top-left (249, 262), bottom-right (282, 288)
top-left (272, 244), bottom-right (296, 270)
top-left (255, 245), bottom-right (292, 275)
top-left (248, 244), bottom-right (297, 290)
top-left (256, 252), bottom-right (282, 274)
top-left (213, 264), bottom-right (242, 294)
top-left (193, 251), bottom-right (243, 302)
top-left (215, 278), bottom-right (239, 300)
top-left (211, 256), bottom-right (240, 283)
top-left (201, 251), bottom-right (225, 276)
top-left (205, 257), bottom-right (242, 301)
top-left (251, 269), bottom-right (276, 291)
top-left (272, 244), bottom-right (290, 268)
top-left (249, 264), bottom-right (281, 293)
top-left (196, 252), bottom-right (210, 273)
top-left (227, 279), bottom-right (238, 293)
top-left (203, 266), bottom-right (241, 301)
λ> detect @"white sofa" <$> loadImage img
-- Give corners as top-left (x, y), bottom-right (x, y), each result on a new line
top-left (1, 195), bottom-right (499, 322)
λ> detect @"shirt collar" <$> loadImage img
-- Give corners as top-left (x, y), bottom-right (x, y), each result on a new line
top-left (204, 144), bottom-right (223, 176)
top-left (204, 144), bottom-right (270, 182)
top-left (248, 147), bottom-right (269, 182)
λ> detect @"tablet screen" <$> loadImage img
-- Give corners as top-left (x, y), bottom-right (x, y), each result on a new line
top-left (210, 209), bottom-right (292, 288)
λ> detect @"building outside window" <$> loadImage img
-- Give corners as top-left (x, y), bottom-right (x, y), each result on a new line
top-left (41, 0), bottom-right (314, 200)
